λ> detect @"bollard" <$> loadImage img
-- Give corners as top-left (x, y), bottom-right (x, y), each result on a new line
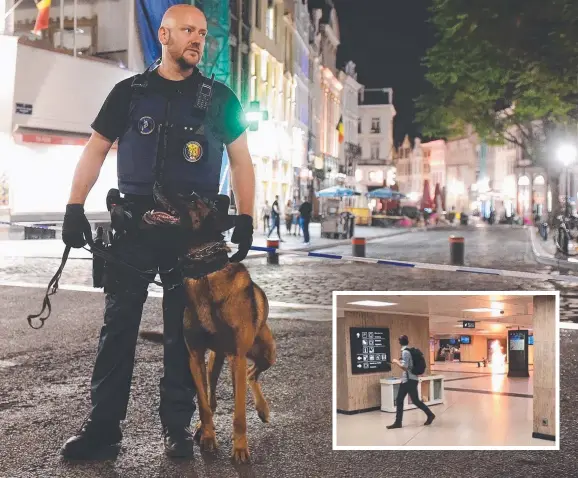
top-left (352, 237), bottom-right (366, 257)
top-left (449, 235), bottom-right (465, 265)
top-left (266, 239), bottom-right (279, 265)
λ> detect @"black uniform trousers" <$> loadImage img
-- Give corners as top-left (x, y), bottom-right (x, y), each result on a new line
top-left (89, 205), bottom-right (195, 431)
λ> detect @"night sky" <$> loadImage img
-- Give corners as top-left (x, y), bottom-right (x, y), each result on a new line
top-left (332, 0), bottom-right (435, 146)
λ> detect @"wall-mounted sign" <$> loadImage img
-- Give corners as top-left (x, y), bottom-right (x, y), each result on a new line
top-left (15, 103), bottom-right (33, 115)
top-left (349, 327), bottom-right (391, 375)
top-left (463, 320), bottom-right (475, 329)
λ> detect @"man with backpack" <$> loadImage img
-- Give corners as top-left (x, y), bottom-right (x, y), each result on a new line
top-left (387, 335), bottom-right (435, 429)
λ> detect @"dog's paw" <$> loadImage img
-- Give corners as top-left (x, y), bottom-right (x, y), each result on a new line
top-left (257, 408), bottom-right (270, 423)
top-left (231, 445), bottom-right (250, 464)
top-left (200, 433), bottom-right (219, 452)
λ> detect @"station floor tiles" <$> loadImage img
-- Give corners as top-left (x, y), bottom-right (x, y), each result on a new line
top-left (336, 363), bottom-right (550, 448)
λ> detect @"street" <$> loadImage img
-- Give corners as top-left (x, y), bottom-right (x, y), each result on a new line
top-left (0, 225), bottom-right (577, 477)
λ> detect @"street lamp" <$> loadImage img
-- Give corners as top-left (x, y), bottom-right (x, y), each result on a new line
top-left (556, 144), bottom-right (578, 216)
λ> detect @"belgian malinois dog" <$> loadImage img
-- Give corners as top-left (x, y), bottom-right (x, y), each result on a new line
top-left (141, 185), bottom-right (276, 463)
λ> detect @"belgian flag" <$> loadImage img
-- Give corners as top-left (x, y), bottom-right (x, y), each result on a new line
top-left (32, 0), bottom-right (52, 36)
top-left (336, 115), bottom-right (344, 144)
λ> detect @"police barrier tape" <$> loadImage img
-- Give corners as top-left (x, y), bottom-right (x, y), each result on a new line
top-left (0, 221), bottom-right (63, 231)
top-left (2, 220), bottom-right (578, 284)
top-left (248, 245), bottom-right (578, 284)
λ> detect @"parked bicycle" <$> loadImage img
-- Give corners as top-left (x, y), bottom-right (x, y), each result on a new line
top-left (554, 214), bottom-right (578, 255)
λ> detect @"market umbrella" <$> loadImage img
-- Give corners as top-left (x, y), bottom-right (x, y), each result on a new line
top-left (441, 186), bottom-right (447, 211)
top-left (433, 183), bottom-right (443, 213)
top-left (315, 186), bottom-right (360, 198)
top-left (367, 187), bottom-right (396, 199)
top-left (421, 179), bottom-right (434, 210)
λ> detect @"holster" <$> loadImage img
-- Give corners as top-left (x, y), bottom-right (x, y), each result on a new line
top-left (92, 226), bottom-right (112, 288)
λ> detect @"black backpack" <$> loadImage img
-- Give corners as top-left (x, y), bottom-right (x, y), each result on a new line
top-left (406, 347), bottom-right (426, 375)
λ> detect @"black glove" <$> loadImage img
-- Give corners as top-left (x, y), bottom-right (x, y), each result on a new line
top-left (229, 214), bottom-right (253, 262)
top-left (62, 204), bottom-right (92, 248)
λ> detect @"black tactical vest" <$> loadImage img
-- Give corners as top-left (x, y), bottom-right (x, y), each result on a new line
top-left (117, 66), bottom-right (223, 199)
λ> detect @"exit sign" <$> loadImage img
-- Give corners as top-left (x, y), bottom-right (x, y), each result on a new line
top-left (463, 321), bottom-right (475, 329)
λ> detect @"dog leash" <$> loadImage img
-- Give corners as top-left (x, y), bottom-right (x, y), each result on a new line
top-left (25, 238), bottom-right (168, 329)
top-left (26, 236), bottom-right (231, 329)
top-left (26, 245), bottom-right (71, 329)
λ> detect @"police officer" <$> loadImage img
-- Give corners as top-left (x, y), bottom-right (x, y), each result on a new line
top-left (59, 5), bottom-right (255, 459)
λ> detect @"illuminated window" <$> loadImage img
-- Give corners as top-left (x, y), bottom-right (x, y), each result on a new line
top-left (266, 7), bottom-right (275, 40)
top-left (250, 75), bottom-right (256, 101)
top-left (250, 51), bottom-right (256, 76)
top-left (260, 50), bottom-right (268, 82)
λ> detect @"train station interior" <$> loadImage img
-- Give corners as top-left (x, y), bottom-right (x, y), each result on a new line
top-left (334, 293), bottom-right (558, 448)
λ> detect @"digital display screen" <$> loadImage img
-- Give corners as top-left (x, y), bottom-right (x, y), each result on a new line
top-left (528, 335), bottom-right (534, 345)
top-left (508, 330), bottom-right (529, 376)
top-left (349, 327), bottom-right (392, 375)
top-left (460, 335), bottom-right (471, 344)
top-left (449, 338), bottom-right (457, 345)
top-left (509, 332), bottom-right (526, 351)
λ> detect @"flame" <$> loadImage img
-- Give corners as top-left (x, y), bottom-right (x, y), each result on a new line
top-left (489, 340), bottom-right (506, 374)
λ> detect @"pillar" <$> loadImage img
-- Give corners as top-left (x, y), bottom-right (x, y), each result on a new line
top-left (532, 295), bottom-right (556, 441)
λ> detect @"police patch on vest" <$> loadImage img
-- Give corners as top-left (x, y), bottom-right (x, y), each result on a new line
top-left (183, 141), bottom-right (203, 162)
top-left (138, 116), bottom-right (155, 135)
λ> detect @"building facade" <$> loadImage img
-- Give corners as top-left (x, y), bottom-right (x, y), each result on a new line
top-left (247, 0), bottom-right (295, 223)
top-left (338, 61), bottom-right (363, 189)
top-left (421, 139), bottom-right (446, 195)
top-left (284, 0), bottom-right (311, 202)
top-left (356, 88), bottom-right (396, 207)
top-left (445, 128), bottom-right (479, 213)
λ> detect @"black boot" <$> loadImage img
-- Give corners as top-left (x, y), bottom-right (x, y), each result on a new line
top-left (386, 422), bottom-right (402, 429)
top-left (163, 426), bottom-right (194, 458)
top-left (60, 418), bottom-right (122, 459)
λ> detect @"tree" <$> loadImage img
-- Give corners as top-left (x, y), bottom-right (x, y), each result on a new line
top-left (416, 0), bottom-right (578, 222)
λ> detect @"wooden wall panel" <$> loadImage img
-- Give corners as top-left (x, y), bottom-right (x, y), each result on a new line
top-left (533, 296), bottom-right (556, 438)
top-left (336, 310), bottom-right (430, 412)
top-left (336, 314), bottom-right (349, 410)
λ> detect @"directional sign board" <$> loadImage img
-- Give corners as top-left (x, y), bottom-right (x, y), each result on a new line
top-left (349, 327), bottom-right (391, 375)
top-left (463, 320), bottom-right (475, 329)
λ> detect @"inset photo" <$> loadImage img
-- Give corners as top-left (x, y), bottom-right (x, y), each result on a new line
top-left (333, 292), bottom-right (559, 450)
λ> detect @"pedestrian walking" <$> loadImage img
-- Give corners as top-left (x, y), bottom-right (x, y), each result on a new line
top-left (387, 335), bottom-right (435, 429)
top-left (299, 198), bottom-right (312, 245)
top-left (261, 200), bottom-right (270, 233)
top-left (285, 200), bottom-right (293, 234)
top-left (267, 195), bottom-right (283, 241)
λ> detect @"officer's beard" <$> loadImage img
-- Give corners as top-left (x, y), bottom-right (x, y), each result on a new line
top-left (176, 56), bottom-right (197, 72)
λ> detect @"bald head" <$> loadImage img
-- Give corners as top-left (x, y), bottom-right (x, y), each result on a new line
top-left (161, 4), bottom-right (206, 29)
top-left (158, 4), bottom-right (208, 71)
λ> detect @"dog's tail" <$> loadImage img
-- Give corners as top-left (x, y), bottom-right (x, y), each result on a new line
top-left (139, 330), bottom-right (164, 344)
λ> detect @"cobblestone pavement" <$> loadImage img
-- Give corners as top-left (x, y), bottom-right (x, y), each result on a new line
top-left (0, 225), bottom-right (562, 305)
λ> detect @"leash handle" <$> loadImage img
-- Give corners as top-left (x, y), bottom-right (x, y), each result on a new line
top-left (26, 245), bottom-right (71, 329)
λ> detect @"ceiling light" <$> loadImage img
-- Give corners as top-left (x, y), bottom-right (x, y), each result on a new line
top-left (463, 308), bottom-right (493, 312)
top-left (347, 300), bottom-right (398, 307)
